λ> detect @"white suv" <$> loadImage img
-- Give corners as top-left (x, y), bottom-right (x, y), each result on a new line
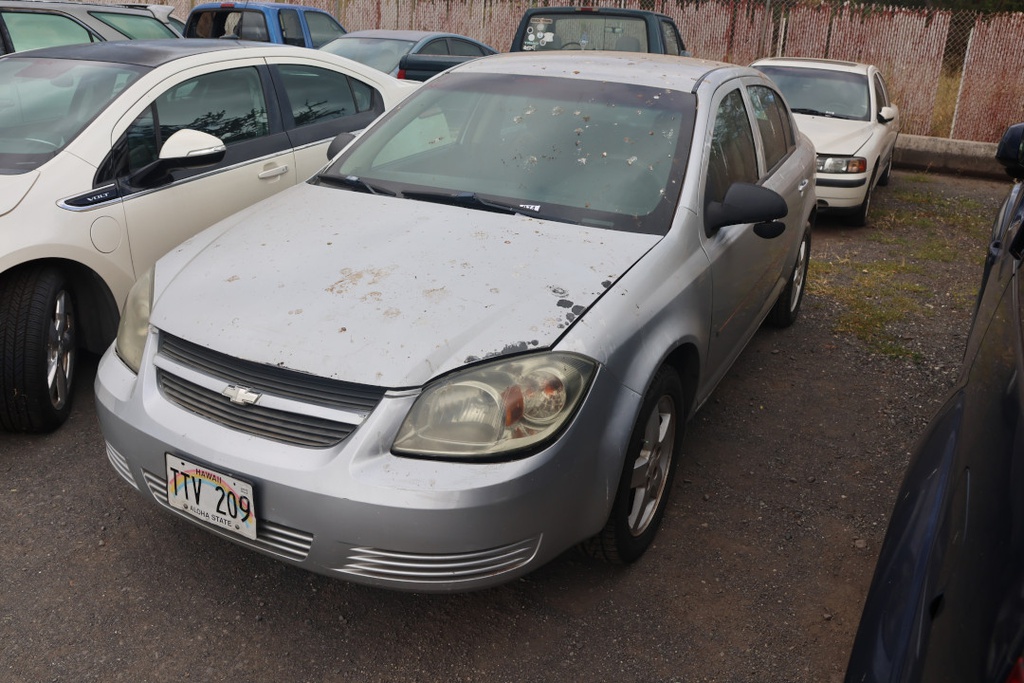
top-left (0, 0), bottom-right (182, 53)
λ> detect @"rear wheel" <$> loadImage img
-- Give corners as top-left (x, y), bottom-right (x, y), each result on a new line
top-left (581, 366), bottom-right (683, 563)
top-left (0, 265), bottom-right (77, 432)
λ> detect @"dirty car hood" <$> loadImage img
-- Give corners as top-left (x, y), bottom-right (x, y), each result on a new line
top-left (153, 185), bottom-right (660, 388)
top-left (792, 115), bottom-right (875, 156)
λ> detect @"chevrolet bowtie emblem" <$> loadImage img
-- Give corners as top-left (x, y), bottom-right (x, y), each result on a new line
top-left (222, 385), bottom-right (261, 406)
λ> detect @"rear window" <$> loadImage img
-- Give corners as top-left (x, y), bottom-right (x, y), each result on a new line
top-left (518, 14), bottom-right (649, 52)
top-left (185, 9), bottom-right (268, 41)
top-left (1, 10), bottom-right (96, 52)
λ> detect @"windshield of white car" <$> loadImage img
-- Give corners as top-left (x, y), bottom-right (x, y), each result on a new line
top-left (318, 72), bottom-right (694, 235)
top-left (756, 66), bottom-right (870, 121)
top-left (321, 37), bottom-right (417, 74)
top-left (0, 57), bottom-right (148, 173)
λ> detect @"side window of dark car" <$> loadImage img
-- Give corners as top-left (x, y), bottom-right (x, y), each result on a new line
top-left (747, 84), bottom-right (793, 173)
top-left (705, 88), bottom-right (758, 210)
top-left (276, 65), bottom-right (379, 127)
top-left (660, 19), bottom-right (684, 56)
top-left (2, 10), bottom-right (97, 52)
top-left (124, 67), bottom-right (268, 173)
top-left (451, 39), bottom-right (487, 56)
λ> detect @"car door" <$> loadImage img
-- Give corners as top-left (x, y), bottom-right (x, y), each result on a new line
top-left (698, 80), bottom-right (805, 382)
top-left (269, 60), bottom-right (387, 180)
top-left (104, 61), bottom-right (296, 276)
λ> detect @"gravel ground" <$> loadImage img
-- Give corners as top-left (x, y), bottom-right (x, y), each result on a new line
top-left (0, 169), bottom-right (1013, 682)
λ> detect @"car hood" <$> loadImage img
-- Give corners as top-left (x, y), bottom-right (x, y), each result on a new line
top-left (153, 184), bottom-right (660, 388)
top-left (793, 115), bottom-right (875, 156)
top-left (0, 171), bottom-right (39, 217)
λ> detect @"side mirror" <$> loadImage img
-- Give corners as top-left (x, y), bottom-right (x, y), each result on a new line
top-left (125, 129), bottom-right (225, 190)
top-left (996, 122), bottom-right (1024, 180)
top-left (878, 105), bottom-right (897, 124)
top-left (705, 182), bottom-right (788, 236)
top-left (327, 132), bottom-right (355, 159)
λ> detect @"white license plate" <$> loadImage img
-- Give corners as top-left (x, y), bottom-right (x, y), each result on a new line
top-left (165, 454), bottom-right (257, 540)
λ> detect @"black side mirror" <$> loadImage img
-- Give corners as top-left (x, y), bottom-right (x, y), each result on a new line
top-left (327, 132), bottom-right (355, 159)
top-left (705, 182), bottom-right (788, 236)
top-left (996, 123), bottom-right (1024, 180)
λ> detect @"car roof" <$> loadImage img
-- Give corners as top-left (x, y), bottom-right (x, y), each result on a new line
top-left (450, 52), bottom-right (747, 93)
top-left (751, 57), bottom-right (873, 75)
top-left (0, 0), bottom-right (159, 10)
top-left (189, 1), bottom-right (327, 10)
top-left (340, 29), bottom-right (469, 42)
top-left (2, 38), bottom-right (316, 66)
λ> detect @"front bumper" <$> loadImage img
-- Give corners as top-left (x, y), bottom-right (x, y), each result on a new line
top-left (94, 333), bottom-right (640, 592)
top-left (815, 173), bottom-right (869, 210)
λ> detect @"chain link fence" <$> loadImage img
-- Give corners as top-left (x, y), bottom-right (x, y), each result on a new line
top-left (143, 0), bottom-right (1024, 142)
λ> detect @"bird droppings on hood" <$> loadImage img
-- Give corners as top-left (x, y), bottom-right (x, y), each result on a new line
top-left (549, 285), bottom-right (569, 297)
top-left (571, 305), bottom-right (585, 316)
top-left (326, 266), bottom-right (396, 295)
top-left (288, 309), bottom-right (303, 316)
top-left (556, 299), bottom-right (574, 309)
top-left (226, 275), bottom-right (240, 283)
top-left (601, 280), bottom-right (612, 289)
top-left (462, 339), bottom-right (541, 365)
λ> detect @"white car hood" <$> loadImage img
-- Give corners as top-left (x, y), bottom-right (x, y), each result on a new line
top-left (793, 115), bottom-right (874, 156)
top-left (0, 171), bottom-right (39, 217)
top-left (153, 184), bottom-right (660, 388)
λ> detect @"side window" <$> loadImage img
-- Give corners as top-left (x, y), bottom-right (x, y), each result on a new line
top-left (305, 12), bottom-right (345, 49)
top-left (705, 89), bottom-right (758, 209)
top-left (660, 19), bottom-right (684, 56)
top-left (276, 65), bottom-right (360, 127)
top-left (279, 9), bottom-right (303, 46)
top-left (420, 39), bottom-right (449, 55)
top-left (123, 67), bottom-right (268, 171)
top-left (747, 84), bottom-right (792, 173)
top-left (451, 39), bottom-right (487, 57)
top-left (90, 12), bottom-right (178, 39)
top-left (873, 73), bottom-right (889, 112)
top-left (234, 12), bottom-right (269, 42)
top-left (3, 11), bottom-right (96, 51)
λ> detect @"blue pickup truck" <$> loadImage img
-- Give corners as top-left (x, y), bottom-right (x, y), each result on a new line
top-left (183, 1), bottom-right (346, 48)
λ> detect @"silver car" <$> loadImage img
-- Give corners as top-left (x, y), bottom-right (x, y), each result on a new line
top-left (96, 52), bottom-right (816, 592)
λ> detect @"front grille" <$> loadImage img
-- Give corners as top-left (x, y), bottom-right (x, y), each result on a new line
top-left (143, 469), bottom-right (314, 562)
top-left (156, 333), bottom-right (386, 448)
top-left (336, 538), bottom-right (542, 586)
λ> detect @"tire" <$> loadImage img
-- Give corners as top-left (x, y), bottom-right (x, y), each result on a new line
top-left (849, 167), bottom-right (878, 227)
top-left (767, 227), bottom-right (811, 328)
top-left (581, 366), bottom-right (684, 564)
top-left (0, 265), bottom-right (78, 432)
top-left (877, 155), bottom-right (893, 187)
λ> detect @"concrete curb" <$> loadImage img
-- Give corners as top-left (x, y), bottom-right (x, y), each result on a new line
top-left (894, 133), bottom-right (1005, 180)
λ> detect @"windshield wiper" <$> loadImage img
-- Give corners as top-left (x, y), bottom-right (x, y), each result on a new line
top-left (791, 107), bottom-right (828, 116)
top-left (401, 190), bottom-right (518, 215)
top-left (319, 174), bottom-right (397, 196)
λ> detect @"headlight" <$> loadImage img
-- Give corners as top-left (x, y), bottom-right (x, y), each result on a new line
top-left (817, 156), bottom-right (867, 174)
top-left (393, 352), bottom-right (597, 460)
top-left (115, 267), bottom-right (154, 374)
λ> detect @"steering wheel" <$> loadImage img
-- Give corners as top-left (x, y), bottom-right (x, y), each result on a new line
top-left (25, 137), bottom-right (59, 149)
top-left (561, 41), bottom-right (582, 49)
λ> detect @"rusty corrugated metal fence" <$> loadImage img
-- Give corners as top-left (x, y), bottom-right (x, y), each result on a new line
top-left (139, 0), bottom-right (1024, 143)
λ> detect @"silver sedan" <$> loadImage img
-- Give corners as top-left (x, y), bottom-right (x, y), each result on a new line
top-left (96, 52), bottom-right (817, 592)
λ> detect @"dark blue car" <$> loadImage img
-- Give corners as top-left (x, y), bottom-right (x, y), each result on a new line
top-left (844, 123), bottom-right (1024, 683)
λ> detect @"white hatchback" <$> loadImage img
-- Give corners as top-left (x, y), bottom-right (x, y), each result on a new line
top-left (752, 57), bottom-right (900, 226)
top-left (0, 39), bottom-right (418, 432)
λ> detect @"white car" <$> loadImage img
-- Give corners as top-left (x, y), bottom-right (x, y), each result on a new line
top-left (0, 39), bottom-right (418, 432)
top-left (752, 57), bottom-right (900, 226)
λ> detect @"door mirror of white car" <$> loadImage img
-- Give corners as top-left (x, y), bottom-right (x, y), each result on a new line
top-left (878, 105), bottom-right (897, 123)
top-left (159, 129), bottom-right (226, 163)
top-left (996, 122), bottom-right (1024, 181)
top-left (705, 182), bottom-right (788, 236)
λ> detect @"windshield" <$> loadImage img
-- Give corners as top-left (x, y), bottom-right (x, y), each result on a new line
top-left (320, 72), bottom-right (694, 234)
top-left (756, 65), bottom-right (870, 121)
top-left (0, 57), bottom-right (147, 174)
top-left (518, 14), bottom-right (649, 51)
top-left (322, 37), bottom-right (416, 74)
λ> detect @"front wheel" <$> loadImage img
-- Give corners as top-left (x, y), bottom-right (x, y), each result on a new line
top-left (767, 228), bottom-right (811, 328)
top-left (0, 265), bottom-right (78, 432)
top-left (581, 366), bottom-right (684, 563)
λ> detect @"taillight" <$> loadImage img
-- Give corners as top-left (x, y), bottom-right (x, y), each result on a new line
top-left (1005, 657), bottom-right (1024, 683)
top-left (396, 69), bottom-right (407, 79)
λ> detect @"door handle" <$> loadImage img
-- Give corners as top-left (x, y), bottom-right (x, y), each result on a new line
top-left (258, 165), bottom-right (289, 180)
top-left (798, 179), bottom-right (810, 194)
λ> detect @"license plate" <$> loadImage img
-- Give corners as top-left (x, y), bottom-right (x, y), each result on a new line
top-left (165, 455), bottom-right (257, 540)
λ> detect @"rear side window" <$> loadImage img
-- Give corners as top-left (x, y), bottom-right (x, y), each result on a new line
top-left (305, 12), bottom-right (345, 48)
top-left (451, 39), bottom-right (488, 56)
top-left (2, 11), bottom-right (96, 51)
top-left (186, 9), bottom-right (265, 40)
top-left (279, 9), bottom-right (303, 46)
top-left (276, 65), bottom-right (376, 127)
top-left (747, 84), bottom-right (793, 173)
top-left (660, 19), bottom-right (685, 56)
top-left (90, 12), bottom-right (178, 39)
